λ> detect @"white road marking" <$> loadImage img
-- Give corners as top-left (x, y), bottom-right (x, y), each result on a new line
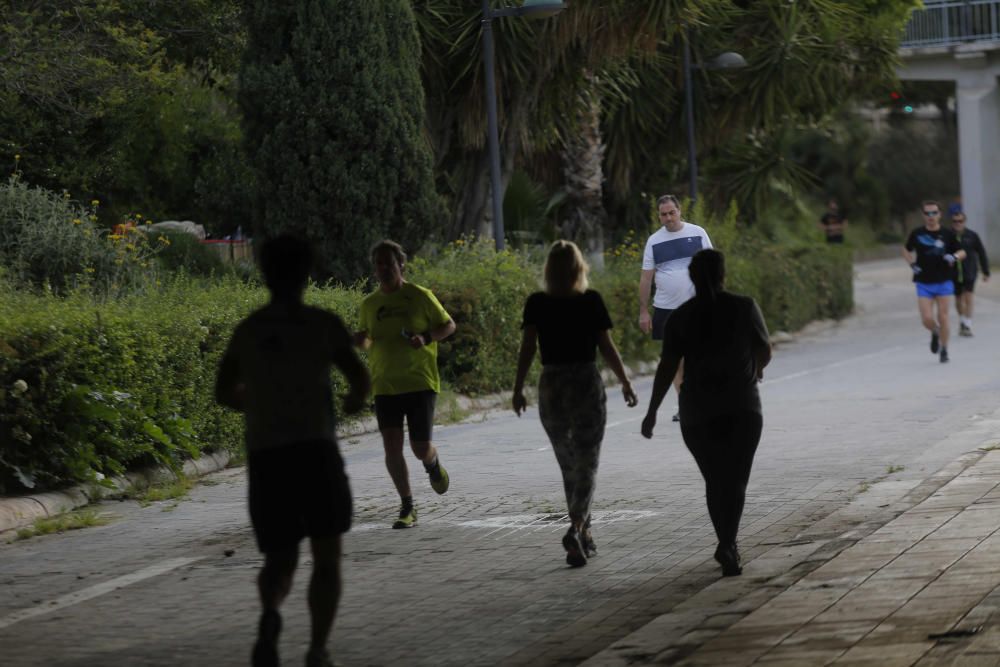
top-left (763, 346), bottom-right (904, 386)
top-left (0, 556), bottom-right (203, 631)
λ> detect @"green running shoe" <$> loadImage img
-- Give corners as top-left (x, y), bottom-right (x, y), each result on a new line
top-left (392, 505), bottom-right (417, 529)
top-left (429, 462), bottom-right (450, 495)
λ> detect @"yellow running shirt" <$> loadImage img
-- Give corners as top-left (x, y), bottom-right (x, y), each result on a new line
top-left (358, 282), bottom-right (451, 396)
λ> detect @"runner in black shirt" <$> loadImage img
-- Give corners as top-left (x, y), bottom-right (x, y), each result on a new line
top-left (902, 200), bottom-right (966, 363)
top-left (949, 207), bottom-right (991, 336)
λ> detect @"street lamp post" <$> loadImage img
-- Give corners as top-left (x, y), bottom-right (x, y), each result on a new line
top-left (682, 36), bottom-right (747, 204)
top-left (480, 0), bottom-right (566, 251)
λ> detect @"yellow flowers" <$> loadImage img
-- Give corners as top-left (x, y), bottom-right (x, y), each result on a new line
top-left (72, 218), bottom-right (82, 225)
top-left (157, 235), bottom-right (170, 246)
top-left (91, 199), bottom-right (100, 207)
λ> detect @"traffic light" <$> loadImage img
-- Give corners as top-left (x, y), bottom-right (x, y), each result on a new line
top-left (889, 90), bottom-right (914, 113)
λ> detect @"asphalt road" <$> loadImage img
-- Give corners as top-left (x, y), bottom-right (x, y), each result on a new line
top-left (1, 258), bottom-right (998, 667)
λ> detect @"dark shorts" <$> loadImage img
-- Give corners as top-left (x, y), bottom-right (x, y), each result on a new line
top-left (651, 307), bottom-right (675, 341)
top-left (374, 390), bottom-right (437, 441)
top-left (955, 280), bottom-right (975, 295)
top-left (825, 235), bottom-right (844, 244)
top-left (247, 439), bottom-right (352, 554)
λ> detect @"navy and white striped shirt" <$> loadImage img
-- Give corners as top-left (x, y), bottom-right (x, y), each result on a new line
top-left (641, 222), bottom-right (713, 309)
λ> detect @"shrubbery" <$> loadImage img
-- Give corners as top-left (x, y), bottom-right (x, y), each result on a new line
top-left (0, 225), bottom-right (852, 494)
top-left (0, 176), bottom-right (167, 295)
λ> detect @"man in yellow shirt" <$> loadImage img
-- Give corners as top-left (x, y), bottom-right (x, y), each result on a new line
top-left (355, 240), bottom-right (456, 528)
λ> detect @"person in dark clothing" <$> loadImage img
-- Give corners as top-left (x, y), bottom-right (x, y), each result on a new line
top-left (641, 249), bottom-right (771, 577)
top-left (215, 235), bottom-right (371, 667)
top-left (819, 198), bottom-right (848, 244)
top-left (949, 207), bottom-right (991, 337)
top-left (902, 200), bottom-right (966, 362)
top-left (513, 240), bottom-right (638, 568)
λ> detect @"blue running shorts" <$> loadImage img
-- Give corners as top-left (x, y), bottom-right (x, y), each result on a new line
top-left (916, 281), bottom-right (954, 298)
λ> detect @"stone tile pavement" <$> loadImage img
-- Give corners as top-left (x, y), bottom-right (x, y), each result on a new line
top-left (585, 450), bottom-right (1000, 666)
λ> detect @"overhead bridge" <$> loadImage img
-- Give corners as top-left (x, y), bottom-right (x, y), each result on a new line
top-left (900, 0), bottom-right (1000, 255)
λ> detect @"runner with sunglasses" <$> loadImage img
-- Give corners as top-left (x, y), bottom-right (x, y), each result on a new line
top-left (902, 201), bottom-right (966, 363)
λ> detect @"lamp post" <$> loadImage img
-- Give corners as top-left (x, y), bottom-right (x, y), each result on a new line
top-left (682, 37), bottom-right (747, 204)
top-left (481, 0), bottom-right (566, 250)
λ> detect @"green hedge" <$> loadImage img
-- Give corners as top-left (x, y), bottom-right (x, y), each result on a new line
top-left (0, 236), bottom-right (852, 494)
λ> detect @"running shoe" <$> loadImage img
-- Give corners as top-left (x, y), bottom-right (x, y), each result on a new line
top-left (581, 530), bottom-right (597, 558)
top-left (252, 609), bottom-right (281, 667)
top-left (429, 461), bottom-right (450, 495)
top-left (672, 413), bottom-right (681, 423)
top-left (714, 543), bottom-right (742, 577)
top-left (392, 505), bottom-right (417, 529)
top-left (930, 328), bottom-right (940, 353)
top-left (562, 528), bottom-right (587, 567)
top-left (960, 324), bottom-right (973, 337)
top-left (305, 647), bottom-right (336, 667)
top-left (940, 348), bottom-right (949, 364)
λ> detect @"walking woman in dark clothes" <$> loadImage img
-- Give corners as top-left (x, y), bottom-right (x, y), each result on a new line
top-left (641, 249), bottom-right (771, 576)
top-left (513, 240), bottom-right (638, 568)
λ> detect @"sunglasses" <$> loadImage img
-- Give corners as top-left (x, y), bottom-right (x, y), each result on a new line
top-left (922, 210), bottom-right (940, 216)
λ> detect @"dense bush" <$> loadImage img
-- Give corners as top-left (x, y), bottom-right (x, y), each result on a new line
top-left (155, 230), bottom-right (226, 276)
top-left (0, 176), bottom-right (163, 295)
top-left (0, 277), bottom-right (259, 493)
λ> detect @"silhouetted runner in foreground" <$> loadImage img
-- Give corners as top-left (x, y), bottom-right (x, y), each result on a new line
top-left (354, 240), bottom-right (456, 529)
top-left (641, 249), bottom-right (771, 577)
top-left (513, 240), bottom-right (638, 567)
top-left (215, 235), bottom-right (370, 667)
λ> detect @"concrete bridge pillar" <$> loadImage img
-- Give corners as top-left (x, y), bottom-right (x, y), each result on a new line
top-left (955, 62), bottom-right (1000, 257)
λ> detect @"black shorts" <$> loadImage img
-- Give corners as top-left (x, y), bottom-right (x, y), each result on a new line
top-left (651, 307), bottom-right (675, 341)
top-left (955, 280), bottom-right (975, 295)
top-left (825, 234), bottom-right (844, 244)
top-left (374, 390), bottom-right (437, 441)
top-left (247, 439), bottom-right (352, 554)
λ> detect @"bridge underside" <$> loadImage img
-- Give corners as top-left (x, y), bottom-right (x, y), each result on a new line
top-left (900, 43), bottom-right (1000, 258)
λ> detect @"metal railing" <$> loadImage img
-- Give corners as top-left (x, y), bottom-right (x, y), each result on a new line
top-left (902, 0), bottom-right (1000, 47)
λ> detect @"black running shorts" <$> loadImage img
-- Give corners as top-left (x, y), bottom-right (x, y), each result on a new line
top-left (247, 439), bottom-right (352, 554)
top-left (955, 280), bottom-right (975, 296)
top-left (651, 307), bottom-right (675, 341)
top-left (374, 390), bottom-right (437, 442)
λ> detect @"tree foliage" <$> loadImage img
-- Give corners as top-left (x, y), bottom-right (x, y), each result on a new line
top-left (0, 1), bottom-right (248, 231)
top-left (239, 0), bottom-right (443, 283)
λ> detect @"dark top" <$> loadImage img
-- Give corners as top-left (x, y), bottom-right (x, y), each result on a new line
top-left (662, 292), bottom-right (770, 418)
top-left (821, 212), bottom-right (846, 241)
top-left (522, 290), bottom-right (613, 365)
top-left (955, 228), bottom-right (991, 283)
top-left (905, 226), bottom-right (962, 284)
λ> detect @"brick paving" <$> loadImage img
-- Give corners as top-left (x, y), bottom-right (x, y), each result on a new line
top-left (0, 259), bottom-right (998, 666)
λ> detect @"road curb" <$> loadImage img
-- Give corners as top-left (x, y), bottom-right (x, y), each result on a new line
top-left (0, 451), bottom-right (231, 535)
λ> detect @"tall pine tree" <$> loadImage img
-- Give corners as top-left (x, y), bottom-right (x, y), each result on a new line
top-left (239, 1), bottom-right (442, 282)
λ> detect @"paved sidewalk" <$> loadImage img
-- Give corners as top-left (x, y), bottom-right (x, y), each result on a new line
top-left (585, 449), bottom-right (1000, 666)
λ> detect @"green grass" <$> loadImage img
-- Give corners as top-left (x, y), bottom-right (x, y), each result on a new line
top-left (435, 387), bottom-right (473, 424)
top-left (12, 509), bottom-right (110, 541)
top-left (128, 475), bottom-right (194, 506)
top-left (980, 443), bottom-right (1000, 452)
top-left (886, 464), bottom-right (905, 474)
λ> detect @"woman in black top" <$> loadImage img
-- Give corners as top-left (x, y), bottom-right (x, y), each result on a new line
top-left (513, 240), bottom-right (638, 567)
top-left (641, 249), bottom-right (771, 576)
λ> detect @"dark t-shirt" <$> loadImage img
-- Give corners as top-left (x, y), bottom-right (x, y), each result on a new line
top-left (522, 290), bottom-right (613, 365)
top-left (821, 212), bottom-right (846, 242)
top-left (662, 292), bottom-right (770, 418)
top-left (905, 226), bottom-right (961, 284)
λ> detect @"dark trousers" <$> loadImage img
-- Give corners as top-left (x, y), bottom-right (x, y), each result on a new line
top-left (680, 411), bottom-right (763, 548)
